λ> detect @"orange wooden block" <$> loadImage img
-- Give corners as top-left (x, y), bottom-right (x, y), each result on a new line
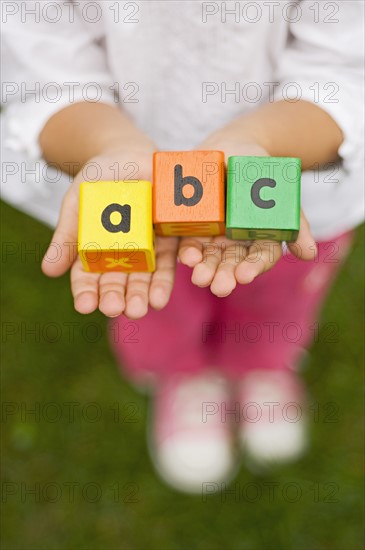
top-left (153, 151), bottom-right (225, 236)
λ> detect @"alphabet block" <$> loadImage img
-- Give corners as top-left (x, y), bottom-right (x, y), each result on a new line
top-left (78, 180), bottom-right (155, 273)
top-left (226, 156), bottom-right (301, 241)
top-left (153, 151), bottom-right (225, 236)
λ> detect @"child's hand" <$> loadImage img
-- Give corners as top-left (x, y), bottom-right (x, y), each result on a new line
top-left (41, 149), bottom-right (178, 319)
top-left (178, 141), bottom-right (317, 297)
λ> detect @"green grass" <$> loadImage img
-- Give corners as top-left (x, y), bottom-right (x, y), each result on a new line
top-left (1, 200), bottom-right (364, 550)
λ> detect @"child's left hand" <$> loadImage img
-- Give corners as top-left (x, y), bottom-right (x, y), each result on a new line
top-left (178, 141), bottom-right (317, 297)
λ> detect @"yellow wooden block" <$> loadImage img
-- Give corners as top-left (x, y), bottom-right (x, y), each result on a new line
top-left (78, 180), bottom-right (155, 273)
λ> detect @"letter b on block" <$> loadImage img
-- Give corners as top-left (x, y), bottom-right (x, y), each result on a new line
top-left (174, 164), bottom-right (203, 207)
top-left (153, 151), bottom-right (225, 236)
top-left (78, 180), bottom-right (155, 273)
top-left (226, 156), bottom-right (301, 242)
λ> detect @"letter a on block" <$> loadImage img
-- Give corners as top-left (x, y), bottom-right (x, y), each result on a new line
top-left (78, 180), bottom-right (155, 273)
top-left (153, 151), bottom-right (225, 236)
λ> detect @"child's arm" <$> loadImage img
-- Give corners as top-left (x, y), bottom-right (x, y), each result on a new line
top-left (178, 99), bottom-right (342, 296)
top-left (4, 9), bottom-right (178, 319)
top-left (39, 102), bottom-right (156, 174)
top-left (179, 1), bottom-right (364, 297)
top-left (40, 102), bottom-right (179, 319)
top-left (199, 99), bottom-right (343, 170)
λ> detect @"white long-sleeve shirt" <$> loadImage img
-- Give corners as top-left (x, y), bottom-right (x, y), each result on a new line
top-left (2, 0), bottom-right (364, 238)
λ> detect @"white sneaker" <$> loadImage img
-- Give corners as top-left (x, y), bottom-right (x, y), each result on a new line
top-left (237, 370), bottom-right (308, 469)
top-left (148, 372), bottom-right (237, 493)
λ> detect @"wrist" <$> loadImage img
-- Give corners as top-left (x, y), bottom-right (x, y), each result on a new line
top-left (99, 138), bottom-right (156, 158)
top-left (76, 143), bottom-right (155, 184)
top-left (199, 129), bottom-right (269, 159)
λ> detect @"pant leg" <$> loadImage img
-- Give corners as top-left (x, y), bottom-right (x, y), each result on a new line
top-left (109, 263), bottom-right (220, 386)
top-left (110, 231), bottom-right (353, 385)
top-left (213, 232), bottom-right (354, 379)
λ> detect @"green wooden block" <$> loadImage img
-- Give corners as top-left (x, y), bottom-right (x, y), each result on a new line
top-left (226, 156), bottom-right (301, 242)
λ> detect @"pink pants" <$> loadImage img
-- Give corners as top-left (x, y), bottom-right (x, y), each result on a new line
top-left (110, 232), bottom-right (353, 384)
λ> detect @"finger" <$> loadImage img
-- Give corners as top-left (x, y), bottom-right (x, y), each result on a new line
top-left (210, 242), bottom-right (248, 297)
top-left (42, 186), bottom-right (79, 277)
top-left (178, 237), bottom-right (207, 267)
top-left (98, 271), bottom-right (128, 318)
top-left (235, 240), bottom-right (282, 284)
top-left (191, 238), bottom-right (223, 288)
top-left (71, 256), bottom-right (100, 314)
top-left (124, 272), bottom-right (152, 319)
top-left (288, 210), bottom-right (317, 260)
top-left (149, 237), bottom-right (179, 310)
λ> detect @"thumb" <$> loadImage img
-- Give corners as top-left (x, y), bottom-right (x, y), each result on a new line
top-left (41, 187), bottom-right (79, 277)
top-left (288, 209), bottom-right (317, 261)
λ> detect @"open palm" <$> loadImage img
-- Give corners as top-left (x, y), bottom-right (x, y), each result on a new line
top-left (177, 140), bottom-right (316, 297)
top-left (178, 208), bottom-right (316, 297)
top-left (42, 152), bottom-right (178, 319)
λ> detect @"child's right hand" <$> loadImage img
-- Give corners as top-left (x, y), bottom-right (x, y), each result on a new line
top-left (41, 149), bottom-right (179, 319)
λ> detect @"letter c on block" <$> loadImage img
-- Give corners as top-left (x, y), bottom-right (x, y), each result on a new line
top-left (251, 178), bottom-right (276, 209)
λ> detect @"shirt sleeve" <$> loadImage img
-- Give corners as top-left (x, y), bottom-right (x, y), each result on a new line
top-left (1, 1), bottom-right (116, 159)
top-left (275, 0), bottom-right (364, 166)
